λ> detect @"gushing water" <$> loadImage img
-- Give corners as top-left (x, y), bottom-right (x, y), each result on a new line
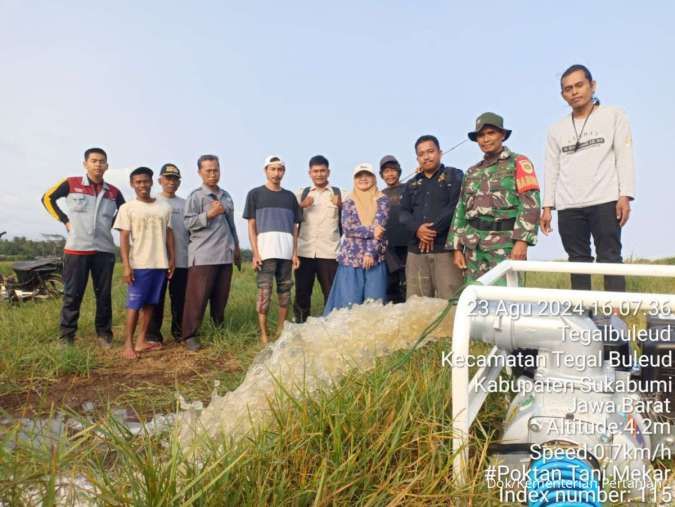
top-left (178, 296), bottom-right (453, 453)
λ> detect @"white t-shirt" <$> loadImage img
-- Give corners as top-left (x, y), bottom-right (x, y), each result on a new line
top-left (113, 199), bottom-right (172, 269)
top-left (543, 105), bottom-right (636, 210)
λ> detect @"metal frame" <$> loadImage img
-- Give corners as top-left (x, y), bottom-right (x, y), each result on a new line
top-left (450, 260), bottom-right (675, 481)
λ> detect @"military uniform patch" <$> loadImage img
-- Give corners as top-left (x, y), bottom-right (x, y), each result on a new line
top-left (447, 147), bottom-right (541, 279)
top-left (514, 155), bottom-right (539, 193)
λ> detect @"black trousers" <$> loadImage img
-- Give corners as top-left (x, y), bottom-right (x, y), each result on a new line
top-left (148, 267), bottom-right (188, 342)
top-left (60, 252), bottom-right (115, 339)
top-left (293, 257), bottom-right (338, 322)
top-left (385, 246), bottom-right (407, 304)
top-left (558, 201), bottom-right (625, 292)
top-left (181, 264), bottom-right (233, 340)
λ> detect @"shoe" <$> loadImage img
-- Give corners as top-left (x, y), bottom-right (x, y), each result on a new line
top-left (147, 336), bottom-right (164, 344)
top-left (185, 337), bottom-right (202, 352)
top-left (97, 335), bottom-right (113, 349)
top-left (59, 335), bottom-right (75, 346)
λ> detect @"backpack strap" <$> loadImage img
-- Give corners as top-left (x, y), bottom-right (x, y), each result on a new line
top-left (298, 186), bottom-right (343, 235)
top-left (298, 187), bottom-right (311, 230)
top-left (331, 187), bottom-right (343, 235)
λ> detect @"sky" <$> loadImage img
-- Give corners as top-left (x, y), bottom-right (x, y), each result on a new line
top-left (1, 1), bottom-right (674, 260)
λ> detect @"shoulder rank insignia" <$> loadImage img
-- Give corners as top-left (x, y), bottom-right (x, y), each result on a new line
top-left (514, 155), bottom-right (540, 193)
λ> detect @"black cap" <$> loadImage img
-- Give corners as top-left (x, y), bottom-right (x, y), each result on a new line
top-left (159, 163), bottom-right (181, 178)
top-left (379, 155), bottom-right (401, 175)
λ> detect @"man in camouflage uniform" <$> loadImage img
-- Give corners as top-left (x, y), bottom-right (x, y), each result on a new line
top-left (447, 112), bottom-right (540, 283)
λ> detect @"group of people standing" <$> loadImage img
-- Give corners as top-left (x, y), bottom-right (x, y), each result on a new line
top-left (41, 63), bottom-right (635, 359)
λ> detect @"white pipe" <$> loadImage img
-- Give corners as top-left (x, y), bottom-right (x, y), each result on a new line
top-left (467, 346), bottom-right (508, 423)
top-left (451, 260), bottom-right (675, 482)
top-left (466, 285), bottom-right (675, 311)
top-left (451, 285), bottom-right (478, 484)
top-left (475, 261), bottom-right (512, 286)
top-left (503, 260), bottom-right (675, 277)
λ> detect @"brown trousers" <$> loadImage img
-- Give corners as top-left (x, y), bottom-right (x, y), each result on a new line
top-left (181, 264), bottom-right (233, 340)
top-left (406, 252), bottom-right (463, 300)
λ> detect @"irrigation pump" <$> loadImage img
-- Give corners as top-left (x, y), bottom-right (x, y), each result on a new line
top-left (451, 260), bottom-right (675, 505)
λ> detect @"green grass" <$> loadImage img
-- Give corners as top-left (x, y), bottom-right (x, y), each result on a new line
top-left (1, 259), bottom-right (674, 505)
top-left (0, 263), bottom-right (287, 412)
top-left (1, 343), bottom-right (509, 506)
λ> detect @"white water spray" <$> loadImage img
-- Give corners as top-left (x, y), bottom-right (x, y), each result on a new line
top-left (178, 296), bottom-right (453, 453)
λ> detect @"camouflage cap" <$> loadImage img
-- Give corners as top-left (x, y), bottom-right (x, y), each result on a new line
top-left (467, 112), bottom-right (512, 142)
top-left (159, 163), bottom-right (181, 178)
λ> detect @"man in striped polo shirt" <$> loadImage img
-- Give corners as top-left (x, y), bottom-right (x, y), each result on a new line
top-left (41, 147), bottom-right (125, 346)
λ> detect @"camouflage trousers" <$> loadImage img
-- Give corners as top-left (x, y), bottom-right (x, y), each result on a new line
top-left (465, 246), bottom-right (512, 284)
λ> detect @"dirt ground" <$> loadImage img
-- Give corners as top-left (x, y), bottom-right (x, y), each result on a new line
top-left (0, 343), bottom-right (242, 418)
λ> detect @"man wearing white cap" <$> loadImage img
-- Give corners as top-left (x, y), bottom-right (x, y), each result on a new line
top-left (243, 156), bottom-right (301, 344)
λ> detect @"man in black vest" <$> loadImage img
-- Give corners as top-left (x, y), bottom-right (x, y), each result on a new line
top-left (400, 135), bottom-right (464, 300)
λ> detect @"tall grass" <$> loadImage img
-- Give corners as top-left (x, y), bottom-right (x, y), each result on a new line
top-left (1, 343), bottom-right (511, 506)
top-left (0, 263), bottom-right (275, 410)
top-left (1, 259), bottom-right (674, 505)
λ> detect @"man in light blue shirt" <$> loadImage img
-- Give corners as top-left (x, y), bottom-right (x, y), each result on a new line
top-left (148, 163), bottom-right (190, 343)
top-left (181, 155), bottom-right (240, 351)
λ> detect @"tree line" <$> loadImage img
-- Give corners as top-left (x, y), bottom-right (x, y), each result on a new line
top-left (0, 234), bottom-right (65, 259)
top-left (0, 234), bottom-right (254, 262)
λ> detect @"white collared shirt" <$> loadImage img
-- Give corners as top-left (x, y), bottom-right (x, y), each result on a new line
top-left (296, 185), bottom-right (343, 259)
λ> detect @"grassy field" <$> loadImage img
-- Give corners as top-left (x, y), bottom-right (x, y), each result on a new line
top-left (1, 258), bottom-right (674, 505)
top-left (0, 262), bottom-right (271, 418)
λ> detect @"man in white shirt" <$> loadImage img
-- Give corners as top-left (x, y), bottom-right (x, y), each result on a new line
top-left (293, 155), bottom-right (342, 322)
top-left (114, 167), bottom-right (175, 360)
top-left (541, 64), bottom-right (635, 292)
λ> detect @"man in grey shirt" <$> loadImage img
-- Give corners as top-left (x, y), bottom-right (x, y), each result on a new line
top-left (541, 64), bottom-right (635, 292)
top-left (148, 163), bottom-right (190, 343)
top-left (181, 154), bottom-right (240, 351)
